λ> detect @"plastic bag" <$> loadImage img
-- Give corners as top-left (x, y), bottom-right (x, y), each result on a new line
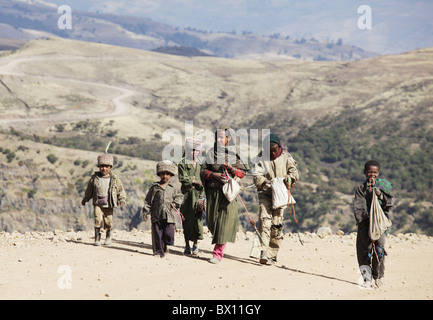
top-left (271, 178), bottom-right (288, 209)
top-left (271, 177), bottom-right (296, 209)
top-left (369, 192), bottom-right (392, 241)
top-left (222, 176), bottom-right (241, 203)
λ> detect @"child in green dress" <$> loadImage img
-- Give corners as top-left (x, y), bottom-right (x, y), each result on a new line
top-left (178, 137), bottom-right (205, 255)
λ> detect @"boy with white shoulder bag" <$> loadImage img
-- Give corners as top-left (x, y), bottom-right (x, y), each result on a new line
top-left (252, 134), bottom-right (299, 265)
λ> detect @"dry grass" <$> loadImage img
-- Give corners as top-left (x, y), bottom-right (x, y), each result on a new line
top-left (1, 37), bottom-right (432, 139)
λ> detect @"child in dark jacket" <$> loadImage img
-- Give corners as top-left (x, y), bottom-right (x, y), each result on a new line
top-left (142, 160), bottom-right (183, 257)
top-left (353, 160), bottom-right (394, 288)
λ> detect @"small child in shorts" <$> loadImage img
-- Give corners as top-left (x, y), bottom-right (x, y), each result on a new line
top-left (81, 153), bottom-right (126, 246)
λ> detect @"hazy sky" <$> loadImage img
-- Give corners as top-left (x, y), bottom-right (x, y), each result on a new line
top-left (43, 0), bottom-right (433, 54)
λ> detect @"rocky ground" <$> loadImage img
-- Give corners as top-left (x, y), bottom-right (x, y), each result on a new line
top-left (1, 227), bottom-right (432, 300)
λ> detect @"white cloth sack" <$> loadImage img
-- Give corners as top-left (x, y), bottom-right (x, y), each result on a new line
top-left (369, 192), bottom-right (392, 241)
top-left (271, 177), bottom-right (296, 209)
top-left (222, 176), bottom-right (241, 203)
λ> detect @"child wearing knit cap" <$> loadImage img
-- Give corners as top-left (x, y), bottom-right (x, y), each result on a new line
top-left (81, 153), bottom-right (126, 246)
top-left (142, 160), bottom-right (184, 257)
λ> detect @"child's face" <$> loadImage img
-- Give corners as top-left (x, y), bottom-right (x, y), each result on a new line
top-left (364, 165), bottom-right (379, 182)
top-left (270, 143), bottom-right (280, 158)
top-left (159, 172), bottom-right (172, 184)
top-left (99, 164), bottom-right (111, 176)
top-left (188, 149), bottom-right (200, 160)
top-left (217, 130), bottom-right (231, 147)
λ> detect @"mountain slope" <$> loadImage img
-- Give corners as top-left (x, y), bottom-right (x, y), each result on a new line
top-left (0, 0), bottom-right (376, 61)
top-left (0, 38), bottom-right (432, 234)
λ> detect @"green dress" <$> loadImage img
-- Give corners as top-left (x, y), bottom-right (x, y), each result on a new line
top-left (178, 158), bottom-right (205, 242)
top-left (200, 129), bottom-right (249, 245)
top-left (205, 186), bottom-right (239, 244)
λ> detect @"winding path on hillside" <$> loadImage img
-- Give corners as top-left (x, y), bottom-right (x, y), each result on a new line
top-left (0, 54), bottom-right (137, 127)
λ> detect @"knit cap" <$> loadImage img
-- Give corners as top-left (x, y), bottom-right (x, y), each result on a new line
top-left (97, 154), bottom-right (114, 167)
top-left (156, 160), bottom-right (177, 176)
top-left (268, 133), bottom-right (280, 145)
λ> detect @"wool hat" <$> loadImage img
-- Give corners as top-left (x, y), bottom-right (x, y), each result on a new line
top-left (269, 133), bottom-right (280, 145)
top-left (185, 136), bottom-right (204, 151)
top-left (97, 154), bottom-right (114, 167)
top-left (156, 160), bottom-right (177, 176)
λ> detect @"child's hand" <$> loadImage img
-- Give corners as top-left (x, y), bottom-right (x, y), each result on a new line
top-left (262, 179), bottom-right (272, 191)
top-left (373, 187), bottom-right (381, 196)
top-left (192, 180), bottom-right (203, 188)
top-left (213, 172), bottom-right (228, 183)
top-left (119, 201), bottom-right (125, 207)
top-left (284, 176), bottom-right (292, 187)
top-left (224, 162), bottom-right (233, 170)
top-left (367, 178), bottom-right (375, 190)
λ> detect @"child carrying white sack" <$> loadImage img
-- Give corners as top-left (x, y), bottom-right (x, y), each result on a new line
top-left (252, 133), bottom-right (299, 265)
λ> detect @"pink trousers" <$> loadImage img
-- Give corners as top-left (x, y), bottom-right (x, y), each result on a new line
top-left (213, 243), bottom-right (226, 261)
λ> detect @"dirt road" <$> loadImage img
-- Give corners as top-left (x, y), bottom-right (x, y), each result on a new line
top-left (1, 229), bottom-right (432, 300)
top-left (0, 54), bottom-right (137, 127)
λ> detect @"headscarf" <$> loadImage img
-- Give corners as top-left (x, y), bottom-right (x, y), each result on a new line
top-left (185, 136), bottom-right (204, 152)
top-left (183, 136), bottom-right (204, 164)
top-left (205, 128), bottom-right (249, 173)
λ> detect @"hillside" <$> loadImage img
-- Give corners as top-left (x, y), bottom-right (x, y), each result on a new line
top-left (0, 37), bottom-right (26, 51)
top-left (0, 37), bottom-right (432, 235)
top-left (0, 0), bottom-right (376, 61)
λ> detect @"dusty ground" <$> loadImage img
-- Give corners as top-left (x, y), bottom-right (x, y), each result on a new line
top-left (1, 228), bottom-right (432, 300)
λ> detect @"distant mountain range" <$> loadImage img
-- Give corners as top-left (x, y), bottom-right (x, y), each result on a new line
top-left (0, 0), bottom-right (377, 60)
top-left (9, 0), bottom-right (433, 55)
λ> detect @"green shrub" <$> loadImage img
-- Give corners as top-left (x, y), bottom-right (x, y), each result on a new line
top-left (47, 154), bottom-right (58, 164)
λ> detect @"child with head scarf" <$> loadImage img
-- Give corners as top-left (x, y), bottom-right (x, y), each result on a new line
top-left (200, 128), bottom-right (249, 264)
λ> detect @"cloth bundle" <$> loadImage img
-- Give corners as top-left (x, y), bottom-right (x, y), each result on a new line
top-left (369, 192), bottom-right (392, 241)
top-left (222, 176), bottom-right (241, 203)
top-left (375, 178), bottom-right (393, 195)
top-left (271, 177), bottom-right (296, 209)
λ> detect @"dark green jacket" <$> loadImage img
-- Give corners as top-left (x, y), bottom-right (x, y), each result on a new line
top-left (142, 182), bottom-right (183, 224)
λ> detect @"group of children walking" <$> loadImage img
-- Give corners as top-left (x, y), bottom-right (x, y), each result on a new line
top-left (81, 131), bottom-right (394, 289)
